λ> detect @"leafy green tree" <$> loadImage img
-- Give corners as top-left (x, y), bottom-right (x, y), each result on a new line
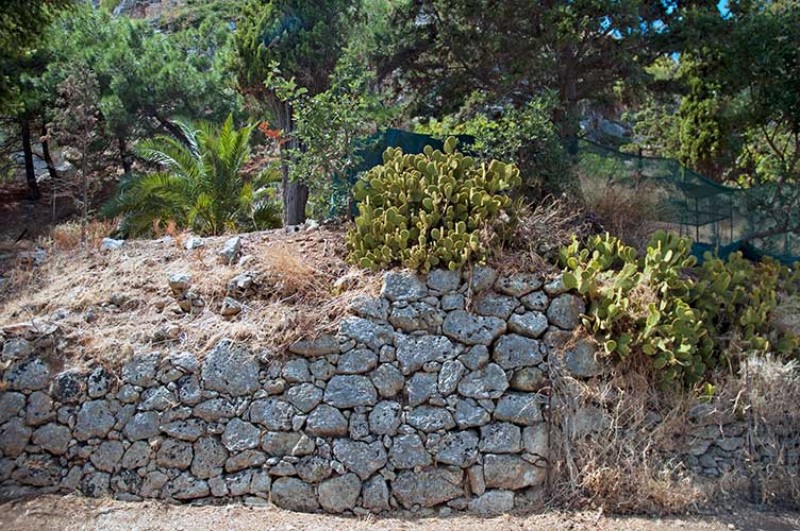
top-left (234, 0), bottom-right (358, 225)
top-left (42, 5), bottom-right (238, 176)
top-left (106, 115), bottom-right (281, 236)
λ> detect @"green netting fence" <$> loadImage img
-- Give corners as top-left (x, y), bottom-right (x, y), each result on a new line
top-left (576, 139), bottom-right (800, 265)
top-left (332, 130), bottom-right (799, 265)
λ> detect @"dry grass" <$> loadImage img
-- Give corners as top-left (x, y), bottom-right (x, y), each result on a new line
top-left (0, 226), bottom-right (379, 369)
top-left (546, 332), bottom-right (800, 514)
top-left (582, 179), bottom-right (665, 251)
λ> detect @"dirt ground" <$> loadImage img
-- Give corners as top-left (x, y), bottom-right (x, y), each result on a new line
top-left (0, 495), bottom-right (798, 531)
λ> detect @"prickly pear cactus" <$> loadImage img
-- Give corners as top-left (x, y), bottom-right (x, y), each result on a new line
top-left (347, 137), bottom-right (520, 272)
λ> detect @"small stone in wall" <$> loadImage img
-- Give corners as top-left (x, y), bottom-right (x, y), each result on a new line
top-left (222, 418), bottom-right (261, 452)
top-left (51, 372), bottom-right (83, 404)
top-left (483, 454), bottom-right (545, 490)
top-left (395, 334), bottom-right (453, 375)
top-left (123, 411), bottom-right (161, 441)
top-left (468, 490), bottom-right (515, 514)
top-left (390, 433), bottom-right (433, 469)
top-left (25, 391), bottom-right (54, 426)
top-left (1, 338), bottom-right (33, 362)
top-left (406, 405), bottom-right (456, 432)
top-left (472, 293), bottom-right (518, 320)
top-left (520, 291), bottom-right (549, 311)
top-left (324, 375), bottom-right (377, 409)
top-left (438, 359), bottom-right (466, 396)
top-left (0, 418), bottom-right (31, 456)
top-left (494, 393), bottom-right (543, 425)
top-left (75, 400), bottom-right (116, 441)
top-left (433, 430), bottom-right (480, 467)
top-left (192, 437), bottom-right (228, 479)
top-left (122, 440), bottom-right (152, 469)
top-left (339, 317), bottom-right (394, 352)
top-left (546, 294), bottom-right (585, 330)
top-left (508, 312), bottom-right (549, 339)
top-left (90, 440), bottom-right (124, 473)
top-left (31, 423), bottom-right (71, 455)
top-left (289, 335), bottom-right (340, 358)
top-left (492, 334), bottom-right (545, 370)
top-left (370, 363), bottom-right (405, 398)
top-left (466, 265), bottom-right (498, 293)
top-left (4, 357), bottom-right (50, 391)
top-left (285, 383), bottom-right (323, 413)
top-left (381, 271), bottom-right (428, 302)
top-left (166, 473), bottom-right (210, 500)
top-left (12, 455), bottom-right (61, 488)
top-left (305, 404), bottom-right (348, 437)
top-left (480, 423), bottom-right (522, 454)
top-left (249, 399), bottom-right (295, 431)
top-left (427, 269), bottom-right (461, 292)
top-left (296, 455), bottom-right (333, 483)
top-left (122, 352), bottom-right (160, 387)
top-left (362, 474), bottom-right (391, 512)
top-left (338, 348), bottom-right (378, 374)
top-left (442, 311), bottom-right (506, 346)
top-left (457, 363), bottom-right (508, 399)
top-left (0, 392), bottom-right (25, 425)
top-left (495, 273), bottom-right (543, 297)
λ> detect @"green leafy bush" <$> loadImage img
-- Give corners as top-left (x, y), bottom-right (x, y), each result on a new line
top-left (561, 231), bottom-right (799, 386)
top-left (347, 138), bottom-right (520, 272)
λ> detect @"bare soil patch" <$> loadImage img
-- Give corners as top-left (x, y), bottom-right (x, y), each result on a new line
top-left (1, 495), bottom-right (798, 531)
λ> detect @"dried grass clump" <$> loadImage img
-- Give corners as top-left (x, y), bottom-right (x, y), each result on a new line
top-left (499, 197), bottom-right (597, 271)
top-left (48, 219), bottom-right (117, 250)
top-left (547, 350), bottom-right (706, 515)
top-left (582, 179), bottom-right (664, 252)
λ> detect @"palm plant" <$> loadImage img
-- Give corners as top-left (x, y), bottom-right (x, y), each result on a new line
top-left (105, 114), bottom-right (281, 236)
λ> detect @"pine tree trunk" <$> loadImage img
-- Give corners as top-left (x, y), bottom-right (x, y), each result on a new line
top-left (41, 123), bottom-right (59, 182)
top-left (277, 101), bottom-right (309, 226)
top-left (20, 118), bottom-right (41, 200)
top-left (118, 135), bottom-right (132, 175)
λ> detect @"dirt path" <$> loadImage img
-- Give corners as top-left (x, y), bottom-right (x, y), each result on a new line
top-left (0, 495), bottom-right (798, 531)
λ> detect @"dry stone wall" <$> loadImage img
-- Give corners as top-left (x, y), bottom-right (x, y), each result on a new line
top-left (1, 267), bottom-right (790, 513)
top-left (0, 268), bottom-right (585, 514)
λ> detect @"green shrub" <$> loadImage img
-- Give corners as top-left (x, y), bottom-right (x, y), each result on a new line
top-left (347, 137), bottom-right (520, 272)
top-left (561, 231), bottom-right (800, 387)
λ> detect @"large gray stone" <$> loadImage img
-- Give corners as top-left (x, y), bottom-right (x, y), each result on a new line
top-left (318, 473), bottom-right (361, 513)
top-left (460, 345), bottom-right (490, 371)
top-left (87, 366), bottom-right (115, 398)
top-left (494, 394), bottom-right (543, 425)
top-left (508, 312), bottom-right (549, 339)
top-left (194, 398), bottom-right (236, 422)
top-left (546, 294), bottom-right (585, 330)
top-left (443, 311), bottom-right (506, 346)
top-left (122, 440), bottom-right (152, 469)
top-left (32, 423), bottom-right (71, 455)
top-left (406, 406), bottom-right (455, 432)
top-left (392, 468), bottom-right (463, 508)
top-left (395, 334), bottom-right (453, 375)
top-left (75, 400), bottom-right (116, 441)
top-left (225, 449), bottom-right (266, 473)
top-left (483, 454), bottom-right (545, 490)
top-left (261, 431), bottom-right (315, 457)
top-left (368, 401), bottom-right (401, 435)
top-left (1, 338), bottom-right (33, 362)
top-left (249, 399), bottom-right (295, 431)
top-left (166, 473), bottom-right (209, 500)
top-left (338, 348), bottom-right (378, 374)
top-left (434, 430), bottom-right (479, 467)
top-left (362, 474), bottom-right (391, 512)
top-left (201, 341), bottom-right (259, 396)
top-left (438, 360), bottom-right (466, 396)
top-left (406, 372), bottom-right (438, 406)
top-left (348, 295), bottom-right (389, 321)
top-left (370, 363), bottom-right (405, 398)
top-left (466, 265), bottom-right (498, 292)
top-left (285, 383), bottom-right (323, 413)
top-left (288, 335), bottom-right (339, 357)
top-left (390, 433), bottom-right (432, 469)
top-left (192, 437), bottom-right (228, 479)
top-left (564, 339), bottom-right (605, 378)
top-left (25, 391), bottom-right (54, 426)
top-left (473, 293), bottom-right (518, 320)
top-left (522, 423), bottom-right (548, 457)
top-left (0, 392), bottom-right (25, 424)
top-left (12, 455), bottom-right (61, 487)
top-left (282, 359), bottom-right (311, 384)
top-left (305, 404), bottom-right (348, 437)
top-left (123, 411), bottom-right (161, 441)
top-left (139, 387), bottom-right (175, 411)
top-left (4, 358), bottom-right (50, 391)
top-left (480, 423), bottom-right (522, 453)
top-left (296, 455), bottom-right (333, 483)
top-left (492, 334), bottom-right (545, 369)
top-left (122, 352), bottom-right (160, 386)
top-left (457, 363), bottom-right (508, 399)
top-left (90, 440), bottom-right (124, 472)
top-left (427, 269), bottom-right (461, 292)
top-left (324, 375), bottom-right (377, 408)
top-left (161, 419), bottom-right (206, 442)
top-left (520, 291), bottom-right (549, 311)
top-left (455, 400), bottom-right (491, 429)
top-left (222, 418), bottom-right (261, 452)
top-left (0, 418), bottom-right (31, 456)
top-left (495, 273), bottom-right (543, 297)
top-left (333, 439), bottom-right (387, 480)
top-left (157, 438), bottom-right (194, 469)
top-left (381, 271), bottom-right (428, 301)
top-left (468, 490), bottom-right (515, 514)
top-left (177, 375), bottom-right (202, 406)
top-left (271, 477), bottom-right (319, 512)
top-left (339, 317), bottom-right (394, 351)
